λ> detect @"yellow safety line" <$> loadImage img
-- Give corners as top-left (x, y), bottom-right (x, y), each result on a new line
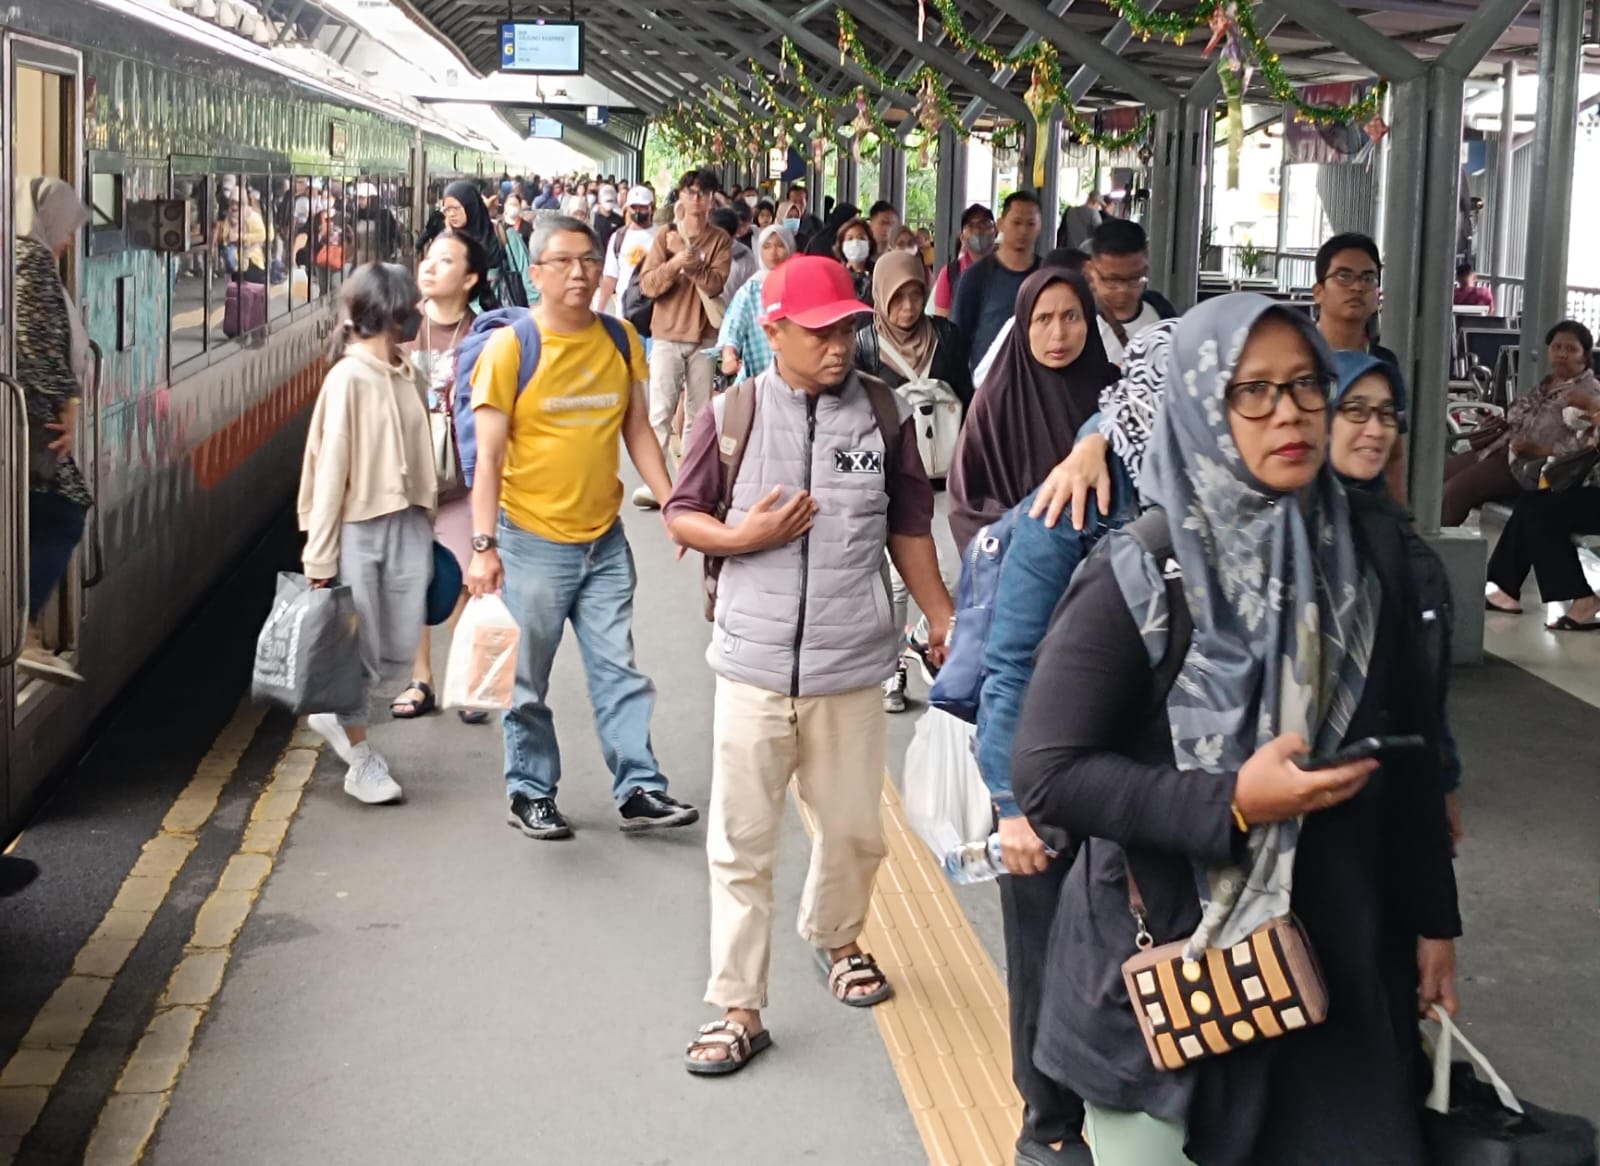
top-left (0, 700), bottom-right (266, 1165)
top-left (801, 778), bottom-right (1023, 1166)
top-left (80, 731), bottom-right (321, 1165)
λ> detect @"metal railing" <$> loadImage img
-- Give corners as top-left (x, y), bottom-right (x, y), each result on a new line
top-left (1480, 273), bottom-right (1600, 336)
top-left (2, 375), bottom-right (29, 668)
top-left (1201, 245), bottom-right (1318, 294)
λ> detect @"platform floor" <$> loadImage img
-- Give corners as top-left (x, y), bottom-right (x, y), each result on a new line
top-left (0, 485), bottom-right (1595, 1165)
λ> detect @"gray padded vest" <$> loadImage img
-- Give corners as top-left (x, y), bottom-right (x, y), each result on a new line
top-left (708, 366), bottom-right (908, 697)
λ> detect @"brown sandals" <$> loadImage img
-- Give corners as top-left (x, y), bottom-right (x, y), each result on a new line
top-left (684, 1019), bottom-right (773, 1076)
top-left (814, 949), bottom-right (894, 1008)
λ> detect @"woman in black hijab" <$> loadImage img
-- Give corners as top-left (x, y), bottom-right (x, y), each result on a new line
top-left (948, 266), bottom-right (1117, 553)
top-left (440, 179), bottom-right (526, 307)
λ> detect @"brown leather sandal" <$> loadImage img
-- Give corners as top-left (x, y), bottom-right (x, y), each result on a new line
top-left (814, 949), bottom-right (894, 1008)
top-left (684, 1019), bottom-right (773, 1076)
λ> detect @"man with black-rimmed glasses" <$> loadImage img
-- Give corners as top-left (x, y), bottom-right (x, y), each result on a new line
top-left (1313, 232), bottom-right (1409, 503)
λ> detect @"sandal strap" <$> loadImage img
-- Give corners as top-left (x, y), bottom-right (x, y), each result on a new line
top-left (686, 1020), bottom-right (753, 1061)
top-left (828, 953), bottom-right (886, 998)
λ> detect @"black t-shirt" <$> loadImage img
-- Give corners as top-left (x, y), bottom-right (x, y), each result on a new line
top-left (593, 210), bottom-right (625, 254)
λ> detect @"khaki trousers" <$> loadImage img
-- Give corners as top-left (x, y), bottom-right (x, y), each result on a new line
top-left (647, 338), bottom-right (712, 466)
top-left (705, 678), bottom-right (888, 1010)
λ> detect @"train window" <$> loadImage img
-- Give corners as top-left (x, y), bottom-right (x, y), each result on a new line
top-left (211, 174), bottom-right (240, 345)
top-left (89, 171), bottom-right (122, 229)
top-left (169, 173), bottom-right (209, 369)
top-left (266, 175), bottom-right (292, 321)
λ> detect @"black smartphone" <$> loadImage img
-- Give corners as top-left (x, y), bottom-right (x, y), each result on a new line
top-left (1293, 735), bottom-right (1427, 771)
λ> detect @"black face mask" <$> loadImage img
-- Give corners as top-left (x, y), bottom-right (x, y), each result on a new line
top-left (631, 209), bottom-right (653, 227)
top-left (399, 309), bottom-right (423, 344)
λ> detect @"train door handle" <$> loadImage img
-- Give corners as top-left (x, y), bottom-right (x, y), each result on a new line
top-left (82, 340), bottom-right (104, 586)
top-left (0, 374), bottom-right (29, 668)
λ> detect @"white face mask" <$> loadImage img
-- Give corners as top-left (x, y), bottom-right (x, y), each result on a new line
top-left (842, 239), bottom-right (870, 263)
top-left (744, 195), bottom-right (759, 208)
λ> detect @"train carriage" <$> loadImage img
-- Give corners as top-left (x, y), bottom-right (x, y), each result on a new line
top-left (0, 0), bottom-right (503, 836)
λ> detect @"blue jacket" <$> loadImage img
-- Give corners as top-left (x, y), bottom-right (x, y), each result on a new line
top-left (975, 454), bottom-right (1135, 817)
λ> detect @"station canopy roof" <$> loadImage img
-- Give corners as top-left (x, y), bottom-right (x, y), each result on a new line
top-left (390, 0), bottom-right (1564, 127)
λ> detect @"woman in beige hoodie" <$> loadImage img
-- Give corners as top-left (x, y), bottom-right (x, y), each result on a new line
top-left (297, 263), bottom-right (436, 804)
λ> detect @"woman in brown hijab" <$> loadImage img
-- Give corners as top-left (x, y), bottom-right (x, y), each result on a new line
top-left (948, 267), bottom-right (1117, 554)
top-left (854, 250), bottom-right (974, 408)
top-left (853, 250), bottom-right (974, 712)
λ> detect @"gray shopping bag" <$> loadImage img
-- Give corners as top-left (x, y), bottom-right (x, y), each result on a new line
top-left (250, 572), bottom-right (365, 716)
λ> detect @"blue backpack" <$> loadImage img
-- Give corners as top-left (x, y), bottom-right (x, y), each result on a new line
top-left (928, 508), bottom-right (1020, 722)
top-left (452, 308), bottom-right (632, 486)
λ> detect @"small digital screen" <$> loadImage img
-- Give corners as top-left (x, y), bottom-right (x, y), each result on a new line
top-left (500, 22), bottom-right (584, 74)
top-left (585, 105), bottom-right (608, 127)
top-left (528, 117), bottom-right (564, 140)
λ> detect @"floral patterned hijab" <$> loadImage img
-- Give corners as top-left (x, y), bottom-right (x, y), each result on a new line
top-left (1108, 293), bottom-right (1376, 955)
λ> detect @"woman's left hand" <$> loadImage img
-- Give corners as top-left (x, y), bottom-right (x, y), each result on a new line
top-left (1417, 938), bottom-right (1459, 1018)
top-left (1028, 434), bottom-right (1111, 531)
top-left (47, 399), bottom-right (78, 456)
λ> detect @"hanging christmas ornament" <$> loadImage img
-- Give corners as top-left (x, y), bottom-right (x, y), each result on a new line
top-left (1023, 61), bottom-right (1059, 189)
top-left (1203, 4), bottom-right (1233, 57)
top-left (838, 23), bottom-right (848, 67)
top-left (1364, 112), bottom-right (1389, 144)
top-left (1138, 143), bottom-right (1154, 165)
top-left (711, 131), bottom-right (725, 160)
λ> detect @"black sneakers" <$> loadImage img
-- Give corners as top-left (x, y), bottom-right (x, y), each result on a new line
top-left (507, 794), bottom-right (573, 840)
top-left (618, 789), bottom-right (700, 832)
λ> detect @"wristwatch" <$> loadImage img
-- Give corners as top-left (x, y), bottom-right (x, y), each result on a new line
top-left (471, 534), bottom-right (497, 553)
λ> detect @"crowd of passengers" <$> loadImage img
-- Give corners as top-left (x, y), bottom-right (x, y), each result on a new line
top-left (20, 153), bottom-right (1600, 1159)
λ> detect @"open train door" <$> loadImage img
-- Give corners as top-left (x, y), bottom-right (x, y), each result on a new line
top-left (1, 33), bottom-right (84, 823)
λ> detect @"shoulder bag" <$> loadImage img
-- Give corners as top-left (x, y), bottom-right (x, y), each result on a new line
top-left (1117, 511), bottom-right (1330, 1073)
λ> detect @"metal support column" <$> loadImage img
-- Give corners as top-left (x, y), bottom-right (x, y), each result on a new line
top-left (933, 125), bottom-right (967, 270)
top-left (1491, 61), bottom-right (1517, 281)
top-left (1410, 67), bottom-right (1468, 538)
top-left (1379, 77), bottom-right (1429, 397)
top-left (1519, 0), bottom-right (1582, 381)
top-left (836, 151), bottom-right (859, 208)
top-left (879, 143), bottom-right (906, 213)
top-left (1170, 99), bottom-right (1213, 310)
top-left (1144, 104), bottom-right (1183, 294)
top-left (1035, 111), bottom-right (1064, 259)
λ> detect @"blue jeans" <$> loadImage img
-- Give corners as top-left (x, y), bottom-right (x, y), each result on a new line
top-left (29, 490), bottom-right (87, 621)
top-left (498, 516), bottom-right (666, 805)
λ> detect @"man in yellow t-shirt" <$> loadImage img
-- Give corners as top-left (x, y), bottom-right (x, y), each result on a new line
top-left (467, 213), bottom-right (696, 842)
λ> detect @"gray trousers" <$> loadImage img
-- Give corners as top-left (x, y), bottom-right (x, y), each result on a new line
top-left (336, 506), bottom-right (432, 728)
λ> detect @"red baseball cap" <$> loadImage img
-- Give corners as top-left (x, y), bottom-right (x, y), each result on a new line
top-left (760, 255), bottom-right (872, 328)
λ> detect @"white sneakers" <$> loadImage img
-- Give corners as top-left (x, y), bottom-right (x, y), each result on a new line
top-left (632, 485), bottom-right (660, 510)
top-left (305, 715), bottom-right (403, 805)
top-left (306, 713), bottom-right (357, 764)
top-left (882, 664), bottom-right (908, 714)
top-left (343, 744), bottom-right (403, 805)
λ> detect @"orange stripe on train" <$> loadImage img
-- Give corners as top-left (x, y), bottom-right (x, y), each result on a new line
top-left (191, 360), bottom-right (327, 490)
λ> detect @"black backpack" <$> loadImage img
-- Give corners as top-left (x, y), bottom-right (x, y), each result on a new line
top-left (619, 226), bottom-right (669, 339)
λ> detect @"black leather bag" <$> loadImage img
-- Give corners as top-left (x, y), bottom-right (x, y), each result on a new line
top-left (1421, 1012), bottom-right (1598, 1166)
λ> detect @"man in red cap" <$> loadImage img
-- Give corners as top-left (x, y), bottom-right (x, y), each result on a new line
top-left (666, 256), bottom-right (954, 1076)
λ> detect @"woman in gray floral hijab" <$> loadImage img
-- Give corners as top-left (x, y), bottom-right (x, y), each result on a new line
top-left (1010, 294), bottom-right (1461, 1166)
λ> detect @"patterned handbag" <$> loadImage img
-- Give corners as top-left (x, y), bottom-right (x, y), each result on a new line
top-left (1120, 864), bottom-right (1328, 1071)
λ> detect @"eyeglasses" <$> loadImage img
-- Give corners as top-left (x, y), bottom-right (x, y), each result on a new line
top-left (679, 187), bottom-right (709, 201)
top-left (1325, 269), bottom-right (1381, 289)
top-left (537, 254), bottom-right (602, 273)
top-left (1097, 273), bottom-right (1149, 291)
top-left (1225, 376), bottom-right (1330, 420)
top-left (1336, 400), bottom-right (1399, 428)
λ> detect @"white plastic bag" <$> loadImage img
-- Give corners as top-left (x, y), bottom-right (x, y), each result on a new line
top-left (442, 595), bottom-right (520, 711)
top-left (902, 708), bottom-right (992, 864)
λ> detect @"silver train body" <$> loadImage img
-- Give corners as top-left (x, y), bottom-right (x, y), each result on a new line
top-left (0, 0), bottom-right (504, 836)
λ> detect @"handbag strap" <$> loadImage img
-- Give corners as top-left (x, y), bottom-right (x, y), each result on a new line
top-left (878, 335), bottom-right (937, 382)
top-left (1425, 1007), bottom-right (1523, 1116)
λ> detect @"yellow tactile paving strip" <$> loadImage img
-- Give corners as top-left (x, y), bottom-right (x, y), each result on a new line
top-left (800, 778), bottom-right (1023, 1166)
